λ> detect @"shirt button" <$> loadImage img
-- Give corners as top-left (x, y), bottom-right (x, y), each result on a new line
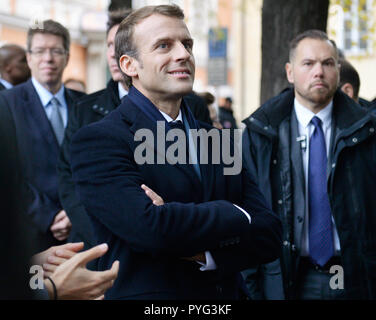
top-left (273, 159), bottom-right (277, 165)
top-left (278, 199), bottom-right (283, 205)
top-left (370, 128), bottom-right (375, 133)
top-left (332, 163), bottom-right (336, 169)
top-left (283, 240), bottom-right (290, 246)
top-left (352, 137), bottom-right (358, 143)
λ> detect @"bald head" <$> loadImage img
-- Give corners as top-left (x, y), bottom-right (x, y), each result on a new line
top-left (0, 44), bottom-right (31, 85)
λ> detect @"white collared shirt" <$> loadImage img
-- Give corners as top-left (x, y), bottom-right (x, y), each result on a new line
top-left (0, 78), bottom-right (13, 89)
top-left (118, 82), bottom-right (128, 100)
top-left (294, 98), bottom-right (341, 256)
top-left (31, 77), bottom-right (68, 127)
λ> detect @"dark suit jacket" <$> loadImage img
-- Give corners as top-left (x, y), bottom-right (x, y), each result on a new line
top-left (0, 100), bottom-right (36, 299)
top-left (58, 81), bottom-right (213, 250)
top-left (70, 93), bottom-right (282, 299)
top-left (0, 81), bottom-right (6, 91)
top-left (0, 79), bottom-right (84, 252)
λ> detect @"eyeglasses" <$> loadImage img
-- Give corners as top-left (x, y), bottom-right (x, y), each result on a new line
top-left (28, 48), bottom-right (67, 57)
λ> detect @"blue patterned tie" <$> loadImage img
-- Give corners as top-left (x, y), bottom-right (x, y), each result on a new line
top-left (308, 116), bottom-right (334, 267)
top-left (49, 97), bottom-right (64, 145)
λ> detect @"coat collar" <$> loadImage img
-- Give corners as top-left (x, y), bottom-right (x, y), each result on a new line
top-left (117, 94), bottom-right (216, 200)
top-left (244, 88), bottom-right (375, 141)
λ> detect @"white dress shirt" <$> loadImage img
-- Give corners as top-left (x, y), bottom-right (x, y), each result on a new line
top-left (0, 78), bottom-right (13, 89)
top-left (294, 98), bottom-right (341, 256)
top-left (118, 82), bottom-right (128, 100)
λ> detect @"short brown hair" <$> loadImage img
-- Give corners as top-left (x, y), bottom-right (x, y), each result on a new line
top-left (107, 9), bottom-right (132, 34)
top-left (115, 4), bottom-right (185, 87)
top-left (289, 29), bottom-right (338, 62)
top-left (339, 58), bottom-right (360, 100)
top-left (27, 19), bottom-right (70, 53)
top-left (197, 91), bottom-right (215, 105)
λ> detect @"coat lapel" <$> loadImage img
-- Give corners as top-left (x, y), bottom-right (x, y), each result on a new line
top-left (120, 97), bottom-right (203, 193)
top-left (23, 80), bottom-right (59, 152)
top-left (290, 110), bottom-right (306, 249)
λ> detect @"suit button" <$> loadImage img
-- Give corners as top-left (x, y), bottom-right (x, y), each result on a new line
top-left (93, 104), bottom-right (98, 110)
top-left (297, 216), bottom-right (303, 223)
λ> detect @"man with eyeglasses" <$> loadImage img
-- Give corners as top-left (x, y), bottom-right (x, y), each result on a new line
top-left (0, 20), bottom-right (85, 253)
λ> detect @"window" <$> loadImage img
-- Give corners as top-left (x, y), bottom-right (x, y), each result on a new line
top-left (338, 0), bottom-right (373, 55)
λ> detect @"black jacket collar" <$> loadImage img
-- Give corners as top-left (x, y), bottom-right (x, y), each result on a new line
top-left (244, 88), bottom-right (374, 138)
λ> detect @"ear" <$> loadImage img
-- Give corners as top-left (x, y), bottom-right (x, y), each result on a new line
top-left (64, 52), bottom-right (70, 67)
top-left (119, 54), bottom-right (138, 78)
top-left (340, 83), bottom-right (354, 99)
top-left (285, 62), bottom-right (294, 84)
top-left (26, 52), bottom-right (32, 69)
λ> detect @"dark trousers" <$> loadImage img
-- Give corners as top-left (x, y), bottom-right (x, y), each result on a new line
top-left (296, 257), bottom-right (346, 300)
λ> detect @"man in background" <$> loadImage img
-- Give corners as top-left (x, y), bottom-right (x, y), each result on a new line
top-left (0, 44), bottom-right (31, 90)
top-left (0, 20), bottom-right (85, 252)
top-left (219, 96), bottom-right (237, 129)
top-left (57, 9), bottom-right (131, 252)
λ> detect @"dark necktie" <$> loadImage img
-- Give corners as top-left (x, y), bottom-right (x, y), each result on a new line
top-left (308, 116), bottom-right (334, 267)
top-left (49, 97), bottom-right (64, 145)
top-left (168, 120), bottom-right (188, 161)
top-left (169, 120), bottom-right (185, 131)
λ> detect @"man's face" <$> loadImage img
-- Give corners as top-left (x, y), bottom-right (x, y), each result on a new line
top-left (286, 38), bottom-right (339, 110)
top-left (27, 33), bottom-right (69, 88)
top-left (121, 14), bottom-right (195, 103)
top-left (8, 49), bottom-right (31, 85)
top-left (107, 24), bottom-right (123, 82)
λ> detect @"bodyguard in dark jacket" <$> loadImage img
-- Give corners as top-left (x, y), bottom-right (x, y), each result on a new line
top-left (242, 30), bottom-right (376, 300)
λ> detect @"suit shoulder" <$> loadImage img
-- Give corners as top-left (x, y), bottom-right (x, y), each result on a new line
top-left (197, 120), bottom-right (215, 130)
top-left (75, 88), bottom-right (107, 107)
top-left (75, 108), bottom-right (124, 135)
top-left (0, 82), bottom-right (27, 98)
top-left (66, 88), bottom-right (86, 100)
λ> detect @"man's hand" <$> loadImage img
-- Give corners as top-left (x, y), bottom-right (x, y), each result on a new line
top-left (44, 243), bottom-right (119, 300)
top-left (50, 210), bottom-right (72, 241)
top-left (141, 184), bottom-right (164, 205)
top-left (182, 253), bottom-right (206, 263)
top-left (141, 184), bottom-right (206, 264)
top-left (31, 242), bottom-right (84, 278)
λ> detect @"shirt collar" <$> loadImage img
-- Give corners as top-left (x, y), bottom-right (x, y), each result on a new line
top-left (294, 98), bottom-right (333, 129)
top-left (31, 77), bottom-right (65, 107)
top-left (159, 108), bottom-right (183, 123)
top-left (0, 78), bottom-right (13, 89)
top-left (118, 82), bottom-right (128, 100)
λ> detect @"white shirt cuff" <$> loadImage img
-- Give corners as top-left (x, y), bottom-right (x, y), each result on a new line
top-left (233, 204), bottom-right (251, 224)
top-left (197, 251), bottom-right (217, 271)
